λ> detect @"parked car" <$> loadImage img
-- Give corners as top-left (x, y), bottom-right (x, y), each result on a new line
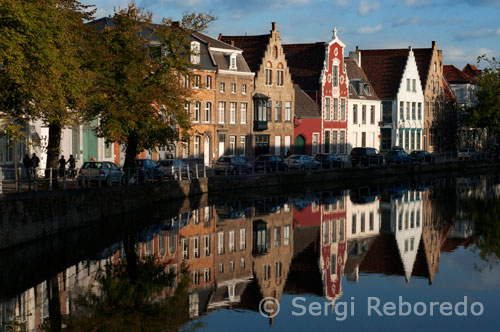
top-left (135, 159), bottom-right (164, 182)
top-left (285, 154), bottom-right (320, 171)
top-left (410, 150), bottom-right (434, 163)
top-left (314, 153), bottom-right (344, 169)
top-left (392, 146), bottom-right (405, 151)
top-left (350, 148), bottom-right (384, 167)
top-left (458, 148), bottom-right (480, 160)
top-left (385, 150), bottom-right (412, 165)
top-left (78, 161), bottom-right (125, 186)
top-left (215, 156), bottom-right (252, 175)
top-left (158, 159), bottom-right (193, 180)
top-left (254, 155), bottom-right (288, 172)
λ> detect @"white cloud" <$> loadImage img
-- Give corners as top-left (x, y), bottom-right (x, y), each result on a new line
top-left (392, 16), bottom-right (421, 26)
top-left (456, 28), bottom-right (500, 40)
top-left (358, 0), bottom-right (380, 15)
top-left (443, 45), bottom-right (498, 67)
top-left (335, 0), bottom-right (349, 7)
top-left (403, 0), bottom-right (430, 7)
top-left (356, 23), bottom-right (383, 34)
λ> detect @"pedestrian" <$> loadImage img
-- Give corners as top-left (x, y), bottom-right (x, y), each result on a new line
top-left (22, 154), bottom-right (32, 178)
top-left (31, 153), bottom-right (40, 177)
top-left (68, 154), bottom-right (76, 178)
top-left (58, 155), bottom-right (67, 177)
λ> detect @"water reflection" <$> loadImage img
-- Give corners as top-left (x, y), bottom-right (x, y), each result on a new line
top-left (2, 175), bottom-right (500, 331)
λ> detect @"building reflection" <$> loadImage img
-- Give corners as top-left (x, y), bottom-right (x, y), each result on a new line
top-left (1, 180), bottom-right (487, 330)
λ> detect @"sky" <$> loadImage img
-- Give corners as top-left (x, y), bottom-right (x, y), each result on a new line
top-left (81, 0), bottom-right (500, 68)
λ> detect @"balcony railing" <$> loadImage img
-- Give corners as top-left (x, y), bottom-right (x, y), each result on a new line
top-left (253, 120), bottom-right (268, 131)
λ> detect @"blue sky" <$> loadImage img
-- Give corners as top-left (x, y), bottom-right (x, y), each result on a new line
top-left (82, 0), bottom-right (500, 68)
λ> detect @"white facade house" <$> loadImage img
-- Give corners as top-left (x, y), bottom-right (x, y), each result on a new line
top-left (345, 57), bottom-right (381, 154)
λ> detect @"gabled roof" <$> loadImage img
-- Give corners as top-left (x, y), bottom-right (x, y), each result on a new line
top-left (344, 58), bottom-right (380, 100)
top-left (443, 65), bottom-right (473, 83)
top-left (192, 31), bottom-right (241, 51)
top-left (442, 78), bottom-right (456, 102)
top-left (358, 49), bottom-right (410, 100)
top-left (294, 85), bottom-right (320, 118)
top-left (219, 34), bottom-right (271, 73)
top-left (282, 42), bottom-right (326, 94)
top-left (412, 48), bottom-right (434, 88)
top-left (462, 63), bottom-right (482, 81)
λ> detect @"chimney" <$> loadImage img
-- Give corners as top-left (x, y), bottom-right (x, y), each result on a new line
top-left (272, 22), bottom-right (277, 31)
top-left (356, 45), bottom-right (359, 52)
top-left (218, 33), bottom-right (222, 41)
top-left (231, 40), bottom-right (235, 46)
top-left (432, 40), bottom-right (436, 49)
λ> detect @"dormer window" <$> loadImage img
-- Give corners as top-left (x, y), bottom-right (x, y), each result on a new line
top-left (230, 54), bottom-right (237, 70)
top-left (364, 84), bottom-right (371, 95)
top-left (190, 41), bottom-right (200, 65)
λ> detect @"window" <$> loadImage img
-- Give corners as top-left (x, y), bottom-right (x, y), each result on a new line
top-left (229, 136), bottom-right (236, 155)
top-left (331, 254), bottom-right (337, 275)
top-left (242, 84), bottom-right (247, 94)
top-left (274, 227), bottom-right (281, 247)
top-left (105, 143), bottom-right (112, 158)
top-left (229, 230), bottom-right (235, 253)
top-left (240, 103), bottom-right (247, 124)
top-left (192, 271), bottom-right (200, 285)
top-left (231, 83), bottom-right (236, 94)
top-left (220, 82), bottom-right (226, 93)
top-left (400, 101), bottom-right (404, 120)
top-left (240, 136), bottom-right (246, 156)
top-left (183, 75), bottom-right (190, 88)
top-left (240, 258), bottom-right (246, 269)
top-left (284, 226), bottom-right (290, 246)
top-left (205, 75), bottom-right (212, 89)
top-left (406, 102), bottom-right (410, 120)
top-left (323, 221), bottom-right (330, 245)
top-left (331, 220), bottom-right (337, 243)
top-left (193, 101), bottom-right (201, 123)
top-left (193, 75), bottom-right (201, 88)
top-left (184, 102), bottom-right (190, 116)
top-left (230, 102), bottom-right (236, 124)
top-left (339, 131), bottom-right (345, 154)
top-left (332, 98), bottom-right (338, 120)
top-left (369, 212), bottom-right (374, 230)
top-left (370, 105), bottom-right (375, 124)
top-left (352, 104), bottom-right (357, 124)
top-left (312, 133), bottom-right (319, 154)
top-left (203, 235), bottom-right (211, 256)
top-left (218, 102), bottom-right (226, 124)
top-left (362, 132), bottom-right (366, 147)
top-left (266, 101), bottom-right (272, 122)
top-left (412, 102), bottom-right (416, 120)
top-left (255, 99), bottom-right (267, 122)
top-left (332, 131), bottom-right (338, 153)
top-left (205, 102), bottom-right (212, 123)
top-left (240, 228), bottom-right (246, 250)
top-left (405, 130), bottom-right (409, 150)
top-left (264, 264), bottom-right (271, 280)
top-left (399, 129), bottom-right (403, 147)
top-left (190, 41), bottom-right (200, 64)
top-left (285, 102), bottom-right (292, 121)
top-left (182, 238), bottom-right (189, 259)
top-left (204, 268), bottom-right (211, 282)
top-left (362, 105), bottom-right (366, 124)
top-left (230, 260), bottom-right (235, 271)
top-left (340, 99), bottom-right (346, 121)
top-left (194, 136), bottom-right (201, 157)
top-left (230, 54), bottom-right (237, 69)
top-left (217, 231), bottom-right (224, 254)
top-left (417, 131), bottom-right (421, 150)
top-left (275, 101), bottom-right (282, 122)
top-left (333, 64), bottom-right (339, 87)
top-left (265, 62), bottom-right (272, 85)
top-left (412, 79), bottom-right (416, 92)
top-left (325, 97), bottom-right (331, 121)
top-left (324, 130), bottom-right (330, 153)
top-left (361, 213), bottom-right (365, 232)
top-left (275, 261), bottom-right (282, 278)
top-left (219, 263), bottom-right (224, 273)
top-left (407, 78), bottom-right (411, 91)
top-left (193, 237), bottom-right (200, 258)
top-left (352, 215), bottom-right (357, 234)
top-left (339, 218), bottom-right (345, 241)
top-left (417, 102), bottom-right (422, 120)
top-left (277, 63), bottom-right (284, 86)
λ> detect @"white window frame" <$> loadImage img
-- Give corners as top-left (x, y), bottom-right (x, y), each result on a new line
top-left (190, 41), bottom-right (200, 65)
top-left (312, 133), bottom-right (319, 154)
top-left (239, 228), bottom-right (246, 250)
top-left (240, 103), bottom-right (247, 124)
top-left (193, 101), bottom-right (201, 123)
top-left (325, 97), bottom-right (331, 121)
top-left (229, 136), bottom-right (236, 155)
top-left (220, 82), bottom-right (225, 93)
top-left (242, 84), bottom-right (247, 94)
top-left (229, 102), bottom-right (236, 124)
top-left (217, 231), bottom-right (224, 254)
top-left (285, 101), bottom-right (292, 121)
top-left (230, 54), bottom-right (237, 70)
top-left (205, 75), bottom-right (212, 89)
top-left (229, 230), bottom-right (235, 253)
top-left (204, 102), bottom-right (212, 123)
top-left (218, 102), bottom-right (226, 124)
top-left (231, 83), bottom-right (236, 94)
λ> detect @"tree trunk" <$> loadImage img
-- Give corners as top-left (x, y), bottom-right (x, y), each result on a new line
top-left (45, 121), bottom-right (62, 188)
top-left (124, 133), bottom-right (139, 171)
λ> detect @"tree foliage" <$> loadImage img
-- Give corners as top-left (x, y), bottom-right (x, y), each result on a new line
top-left (87, 3), bottom-right (215, 169)
top-left (464, 56), bottom-right (500, 134)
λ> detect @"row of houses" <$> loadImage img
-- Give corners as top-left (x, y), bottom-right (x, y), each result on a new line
top-left (0, 21), bottom-right (481, 168)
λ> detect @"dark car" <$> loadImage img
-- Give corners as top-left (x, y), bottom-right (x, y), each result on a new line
top-left (158, 159), bottom-right (193, 180)
top-left (254, 154), bottom-right (288, 172)
top-left (314, 153), bottom-right (344, 169)
top-left (135, 159), bottom-right (164, 182)
top-left (385, 150), bottom-right (412, 165)
top-left (410, 150), bottom-right (434, 163)
top-left (350, 148), bottom-right (384, 167)
top-left (215, 156), bottom-right (252, 175)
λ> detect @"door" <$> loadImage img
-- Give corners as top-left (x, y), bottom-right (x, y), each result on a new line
top-left (274, 136), bottom-right (281, 156)
top-left (295, 135), bottom-right (305, 155)
top-left (83, 122), bottom-right (98, 162)
top-left (218, 134), bottom-right (225, 158)
top-left (204, 136), bottom-right (210, 165)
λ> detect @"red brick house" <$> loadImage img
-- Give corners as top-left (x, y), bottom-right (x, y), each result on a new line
top-left (284, 29), bottom-right (349, 157)
top-left (293, 85), bottom-right (321, 155)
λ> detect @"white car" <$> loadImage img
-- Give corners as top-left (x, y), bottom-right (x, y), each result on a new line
top-left (285, 155), bottom-right (320, 171)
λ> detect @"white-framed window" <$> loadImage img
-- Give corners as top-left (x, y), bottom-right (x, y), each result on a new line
top-left (275, 261), bottom-right (282, 278)
top-left (312, 133), bottom-right (319, 154)
top-left (240, 258), bottom-right (245, 269)
top-left (193, 75), bottom-right (201, 88)
top-left (285, 101), bottom-right (292, 121)
top-left (205, 75), bottom-right (212, 89)
top-left (194, 135), bottom-right (201, 157)
top-left (190, 41), bottom-right (200, 65)
top-left (325, 97), bottom-right (331, 121)
top-left (184, 102), bottom-right (190, 116)
top-left (240, 103), bottom-right (247, 124)
top-left (407, 78), bottom-right (411, 92)
top-left (275, 101), bottom-right (282, 122)
top-left (370, 105), bottom-right (375, 124)
top-left (230, 260), bottom-right (235, 271)
top-left (264, 264), bottom-right (270, 280)
top-left (275, 135), bottom-right (281, 156)
top-left (242, 84), bottom-right (247, 94)
top-left (229, 102), bottom-right (236, 124)
top-left (203, 234), bottom-right (211, 256)
top-left (418, 102), bottom-right (422, 120)
top-left (193, 101), bottom-right (201, 123)
top-left (220, 82), bottom-right (226, 93)
top-left (182, 238), bottom-right (189, 259)
top-left (284, 226), bottom-right (290, 246)
top-left (218, 102), bottom-right (226, 124)
top-left (240, 136), bottom-right (246, 156)
top-left (362, 105), bottom-right (366, 124)
top-left (183, 75), bottom-right (190, 88)
top-left (265, 62), bottom-right (272, 85)
top-left (230, 54), bottom-right (237, 70)
top-left (231, 83), bottom-right (236, 94)
top-left (324, 130), bottom-right (331, 153)
top-left (332, 98), bottom-right (338, 120)
top-left (284, 136), bottom-right (291, 155)
top-left (412, 79), bottom-right (416, 92)
top-left (412, 102), bottom-right (416, 120)
top-left (332, 64), bottom-right (339, 87)
top-left (277, 63), bottom-right (284, 86)
top-left (193, 236), bottom-right (200, 258)
top-left (219, 263), bottom-right (224, 273)
top-left (400, 101), bottom-right (404, 120)
top-left (204, 268), bottom-right (211, 282)
top-left (340, 98), bottom-right (346, 121)
top-left (239, 228), bottom-right (246, 250)
top-left (339, 130), bottom-right (345, 154)
top-left (205, 102), bottom-right (212, 123)
top-left (229, 230), bottom-right (235, 253)
top-left (229, 136), bottom-right (236, 155)
top-left (353, 104), bottom-right (357, 124)
top-left (192, 270), bottom-right (200, 285)
top-left (332, 130), bottom-right (338, 153)
top-left (406, 102), bottom-right (410, 120)
top-left (217, 231), bottom-right (224, 254)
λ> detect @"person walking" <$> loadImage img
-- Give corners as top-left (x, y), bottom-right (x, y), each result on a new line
top-left (58, 155), bottom-right (67, 177)
top-left (22, 154), bottom-right (32, 178)
top-left (67, 155), bottom-right (76, 178)
top-left (31, 153), bottom-right (40, 178)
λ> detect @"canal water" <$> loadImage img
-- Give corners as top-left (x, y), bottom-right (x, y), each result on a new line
top-left (1, 174), bottom-right (500, 331)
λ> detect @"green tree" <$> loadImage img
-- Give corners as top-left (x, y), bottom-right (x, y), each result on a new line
top-left (87, 3), bottom-right (214, 169)
top-left (0, 0), bottom-right (93, 176)
top-left (464, 56), bottom-right (500, 137)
